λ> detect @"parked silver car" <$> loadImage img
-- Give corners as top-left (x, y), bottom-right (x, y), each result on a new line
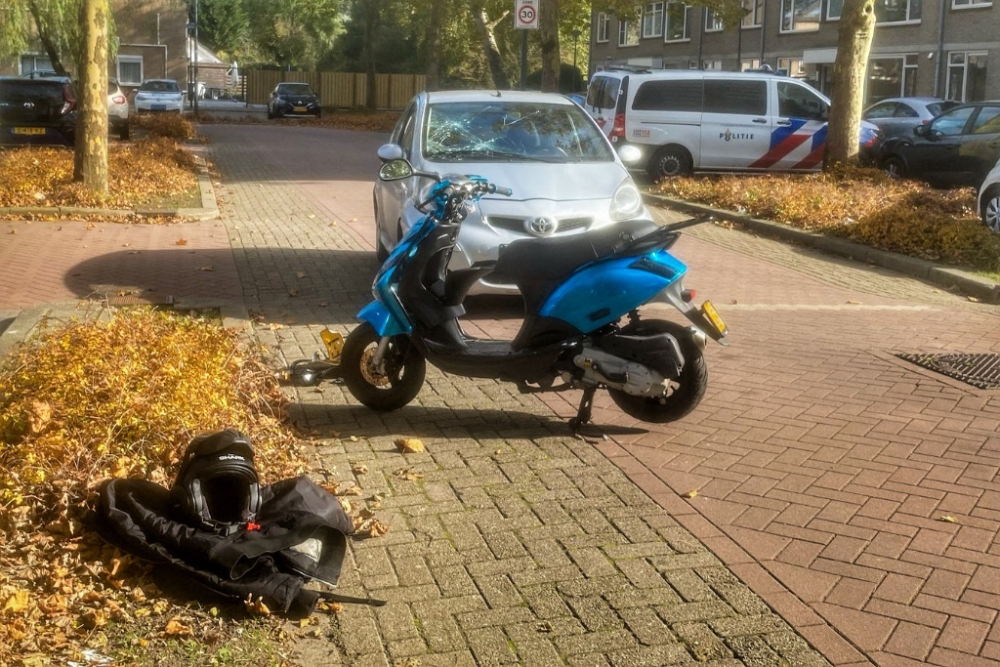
top-left (107, 78), bottom-right (130, 140)
top-left (373, 90), bottom-right (647, 293)
top-left (979, 157), bottom-right (1000, 234)
top-left (862, 97), bottom-right (960, 140)
top-left (134, 79), bottom-right (183, 114)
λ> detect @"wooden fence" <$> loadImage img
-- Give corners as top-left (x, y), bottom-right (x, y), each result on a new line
top-left (243, 71), bottom-right (426, 110)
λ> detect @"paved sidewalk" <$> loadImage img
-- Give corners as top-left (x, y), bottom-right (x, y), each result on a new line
top-left (3, 123), bottom-right (1000, 667)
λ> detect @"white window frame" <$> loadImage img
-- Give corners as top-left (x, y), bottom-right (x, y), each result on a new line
top-left (618, 18), bottom-right (640, 47)
top-left (704, 8), bottom-right (724, 32)
top-left (827, 0), bottom-right (843, 19)
top-left (742, 0), bottom-right (763, 27)
top-left (664, 3), bottom-right (690, 42)
top-left (642, 2), bottom-right (664, 38)
top-left (780, 0), bottom-right (821, 33)
top-left (702, 60), bottom-right (723, 70)
top-left (947, 51), bottom-right (988, 102)
top-left (866, 54), bottom-right (918, 102)
top-left (875, 0), bottom-right (921, 25)
top-left (117, 56), bottom-right (144, 86)
top-left (596, 13), bottom-right (610, 43)
top-left (777, 57), bottom-right (807, 79)
top-left (951, 0), bottom-right (991, 7)
top-left (19, 53), bottom-right (53, 75)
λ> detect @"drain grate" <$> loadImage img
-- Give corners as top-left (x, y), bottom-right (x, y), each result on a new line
top-left (896, 352), bottom-right (1000, 390)
top-left (105, 294), bottom-right (175, 307)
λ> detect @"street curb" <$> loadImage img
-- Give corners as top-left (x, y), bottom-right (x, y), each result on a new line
top-left (0, 155), bottom-right (219, 222)
top-left (645, 192), bottom-right (1000, 304)
top-left (0, 297), bottom-right (251, 359)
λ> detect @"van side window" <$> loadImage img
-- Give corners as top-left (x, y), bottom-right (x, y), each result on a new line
top-left (777, 81), bottom-right (828, 121)
top-left (587, 76), bottom-right (620, 109)
top-left (632, 80), bottom-right (703, 112)
top-left (703, 80), bottom-right (767, 115)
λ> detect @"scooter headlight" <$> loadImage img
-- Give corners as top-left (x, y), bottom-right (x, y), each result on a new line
top-left (610, 179), bottom-right (644, 221)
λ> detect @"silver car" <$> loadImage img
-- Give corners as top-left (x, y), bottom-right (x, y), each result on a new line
top-left (134, 79), bottom-right (184, 114)
top-left (373, 90), bottom-right (647, 293)
top-left (862, 97), bottom-right (960, 140)
top-left (108, 78), bottom-right (130, 140)
top-left (979, 157), bottom-right (1000, 234)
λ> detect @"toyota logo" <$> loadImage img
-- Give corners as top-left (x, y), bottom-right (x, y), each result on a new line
top-left (524, 216), bottom-right (558, 237)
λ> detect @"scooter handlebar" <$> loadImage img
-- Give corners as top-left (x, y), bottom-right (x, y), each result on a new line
top-left (489, 184), bottom-right (513, 197)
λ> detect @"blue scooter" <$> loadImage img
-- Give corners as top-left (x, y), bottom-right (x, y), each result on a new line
top-left (340, 160), bottom-right (728, 432)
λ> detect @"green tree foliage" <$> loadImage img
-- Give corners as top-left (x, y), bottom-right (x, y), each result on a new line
top-left (197, 0), bottom-right (251, 62)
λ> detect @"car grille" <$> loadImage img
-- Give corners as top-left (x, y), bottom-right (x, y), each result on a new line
top-left (487, 216), bottom-right (591, 235)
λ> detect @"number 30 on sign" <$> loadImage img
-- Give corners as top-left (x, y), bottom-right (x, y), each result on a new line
top-left (515, 0), bottom-right (538, 29)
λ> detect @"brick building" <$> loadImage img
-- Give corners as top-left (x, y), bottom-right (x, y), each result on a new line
top-left (589, 0), bottom-right (999, 105)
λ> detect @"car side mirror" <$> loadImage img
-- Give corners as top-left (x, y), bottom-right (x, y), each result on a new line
top-left (913, 124), bottom-right (928, 138)
top-left (379, 158), bottom-right (413, 181)
top-left (618, 144), bottom-right (642, 165)
top-left (377, 143), bottom-right (405, 163)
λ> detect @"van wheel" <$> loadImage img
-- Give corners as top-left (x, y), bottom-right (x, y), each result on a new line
top-left (648, 146), bottom-right (692, 180)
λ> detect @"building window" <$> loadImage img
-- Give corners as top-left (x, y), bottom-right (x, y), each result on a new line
top-left (867, 55), bottom-right (917, 104)
top-left (618, 19), bottom-right (640, 47)
top-left (704, 8), bottom-right (724, 31)
top-left (827, 0), bottom-right (843, 19)
top-left (780, 0), bottom-right (821, 32)
top-left (117, 56), bottom-right (143, 86)
top-left (778, 58), bottom-right (807, 78)
top-left (952, 0), bottom-right (990, 7)
top-left (876, 0), bottom-right (921, 24)
top-left (19, 54), bottom-right (53, 75)
top-left (664, 3), bottom-right (690, 41)
top-left (642, 2), bottom-right (664, 37)
top-left (741, 58), bottom-right (762, 71)
top-left (702, 60), bottom-right (722, 70)
top-left (596, 13), bottom-right (610, 42)
top-left (947, 51), bottom-right (988, 102)
top-left (742, 0), bottom-right (763, 27)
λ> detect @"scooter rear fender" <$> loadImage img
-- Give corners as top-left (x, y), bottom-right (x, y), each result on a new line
top-left (539, 249), bottom-right (686, 333)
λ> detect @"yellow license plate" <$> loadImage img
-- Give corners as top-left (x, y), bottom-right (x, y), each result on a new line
top-left (13, 127), bottom-right (46, 135)
top-left (293, 106), bottom-right (307, 113)
top-left (701, 300), bottom-right (728, 336)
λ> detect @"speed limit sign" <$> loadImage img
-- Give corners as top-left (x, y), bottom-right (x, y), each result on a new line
top-left (515, 0), bottom-right (538, 29)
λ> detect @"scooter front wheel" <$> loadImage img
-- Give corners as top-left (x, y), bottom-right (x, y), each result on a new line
top-left (341, 323), bottom-right (426, 411)
top-left (607, 319), bottom-right (707, 423)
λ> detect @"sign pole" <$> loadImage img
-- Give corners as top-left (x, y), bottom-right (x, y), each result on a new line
top-left (514, 0), bottom-right (538, 90)
top-left (520, 31), bottom-right (528, 89)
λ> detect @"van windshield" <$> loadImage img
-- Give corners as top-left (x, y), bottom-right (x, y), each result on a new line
top-left (423, 101), bottom-right (614, 163)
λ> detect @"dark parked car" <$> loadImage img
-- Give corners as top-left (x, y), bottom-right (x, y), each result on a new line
top-left (879, 101), bottom-right (1000, 188)
top-left (863, 97), bottom-right (961, 140)
top-left (0, 76), bottom-right (77, 146)
top-left (267, 82), bottom-right (321, 119)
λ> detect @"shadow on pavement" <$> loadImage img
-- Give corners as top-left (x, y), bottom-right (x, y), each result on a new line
top-left (289, 404), bottom-right (649, 440)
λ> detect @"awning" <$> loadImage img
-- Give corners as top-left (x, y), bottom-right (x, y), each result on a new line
top-left (803, 48), bottom-right (838, 64)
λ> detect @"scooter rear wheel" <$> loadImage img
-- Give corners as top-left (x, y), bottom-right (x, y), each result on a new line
top-left (341, 323), bottom-right (426, 411)
top-left (607, 319), bottom-right (707, 423)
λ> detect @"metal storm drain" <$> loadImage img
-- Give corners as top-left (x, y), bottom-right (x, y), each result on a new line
top-left (896, 353), bottom-right (1000, 390)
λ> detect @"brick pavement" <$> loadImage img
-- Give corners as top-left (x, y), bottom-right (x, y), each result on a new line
top-left (4, 123), bottom-right (1000, 667)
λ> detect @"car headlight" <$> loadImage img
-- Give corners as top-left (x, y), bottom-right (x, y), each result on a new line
top-left (609, 179), bottom-right (644, 221)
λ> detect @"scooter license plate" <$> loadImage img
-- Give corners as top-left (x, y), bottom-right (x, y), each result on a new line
top-left (701, 301), bottom-right (727, 336)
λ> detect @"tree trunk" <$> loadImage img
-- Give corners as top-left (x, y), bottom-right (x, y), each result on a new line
top-left (538, 0), bottom-right (560, 92)
top-left (364, 0), bottom-right (379, 110)
top-left (27, 0), bottom-right (70, 76)
top-left (73, 0), bottom-right (109, 194)
top-left (472, 1), bottom-right (510, 90)
top-left (825, 0), bottom-right (876, 168)
top-left (425, 0), bottom-right (444, 91)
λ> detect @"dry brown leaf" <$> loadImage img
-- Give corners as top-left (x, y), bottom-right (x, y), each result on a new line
top-left (338, 498), bottom-right (353, 514)
top-left (682, 489), bottom-right (699, 499)
top-left (296, 271), bottom-right (306, 279)
top-left (394, 437), bottom-right (424, 453)
top-left (3, 590), bottom-right (29, 614)
top-left (199, 265), bottom-right (214, 272)
top-left (968, 296), bottom-right (980, 302)
top-left (163, 617), bottom-right (192, 636)
top-left (937, 515), bottom-right (958, 523)
top-left (393, 467), bottom-right (423, 482)
top-left (339, 484), bottom-right (362, 496)
top-left (351, 464), bottom-right (369, 475)
top-left (243, 595), bottom-right (271, 616)
top-left (847, 300), bottom-right (862, 305)
top-left (175, 238), bottom-right (188, 246)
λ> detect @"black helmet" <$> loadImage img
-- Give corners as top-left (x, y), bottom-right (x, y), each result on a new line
top-left (170, 428), bottom-right (261, 536)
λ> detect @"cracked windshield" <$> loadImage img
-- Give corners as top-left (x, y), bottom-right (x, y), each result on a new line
top-left (424, 101), bottom-right (613, 163)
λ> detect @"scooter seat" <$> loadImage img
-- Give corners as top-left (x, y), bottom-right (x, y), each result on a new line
top-left (494, 218), bottom-right (660, 311)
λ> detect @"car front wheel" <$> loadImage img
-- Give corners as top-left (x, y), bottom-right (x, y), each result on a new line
top-left (882, 155), bottom-right (906, 179)
top-left (982, 186), bottom-right (1000, 234)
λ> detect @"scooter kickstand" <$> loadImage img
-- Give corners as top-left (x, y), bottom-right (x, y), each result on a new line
top-left (569, 386), bottom-right (597, 436)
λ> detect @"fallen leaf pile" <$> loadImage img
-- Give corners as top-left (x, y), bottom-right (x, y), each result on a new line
top-left (0, 308), bottom-right (309, 663)
top-left (394, 437), bottom-right (424, 453)
top-left (0, 137), bottom-right (198, 211)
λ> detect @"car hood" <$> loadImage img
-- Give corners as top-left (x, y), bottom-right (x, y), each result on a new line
top-left (422, 161), bottom-right (631, 203)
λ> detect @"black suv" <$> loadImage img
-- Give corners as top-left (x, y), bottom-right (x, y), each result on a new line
top-left (267, 82), bottom-right (322, 119)
top-left (0, 76), bottom-right (77, 146)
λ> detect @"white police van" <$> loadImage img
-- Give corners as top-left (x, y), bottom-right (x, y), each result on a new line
top-left (584, 68), bottom-right (880, 179)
